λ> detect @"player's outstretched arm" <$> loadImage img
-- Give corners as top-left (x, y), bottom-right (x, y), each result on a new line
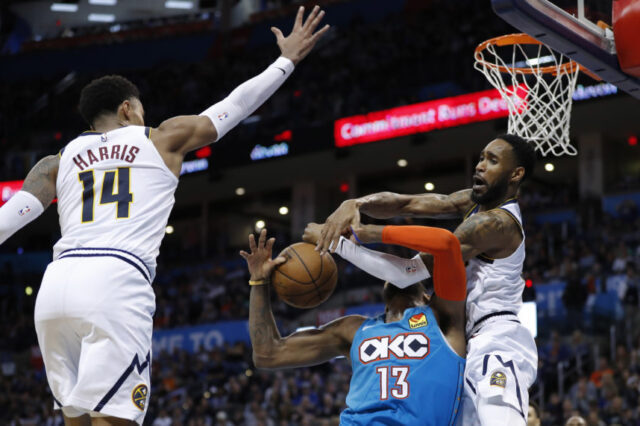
top-left (0, 155), bottom-right (58, 245)
top-left (241, 229), bottom-right (363, 370)
top-left (151, 6), bottom-right (330, 175)
top-left (316, 189), bottom-right (474, 254)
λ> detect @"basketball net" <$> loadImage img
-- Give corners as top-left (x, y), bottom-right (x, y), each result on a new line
top-left (474, 34), bottom-right (580, 156)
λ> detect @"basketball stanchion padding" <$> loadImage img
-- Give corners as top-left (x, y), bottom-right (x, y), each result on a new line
top-left (474, 33), bottom-right (589, 157)
top-left (613, 0), bottom-right (640, 77)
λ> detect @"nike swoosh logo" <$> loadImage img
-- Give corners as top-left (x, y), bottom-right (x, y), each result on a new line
top-left (275, 67), bottom-right (286, 75)
top-left (362, 325), bottom-right (375, 331)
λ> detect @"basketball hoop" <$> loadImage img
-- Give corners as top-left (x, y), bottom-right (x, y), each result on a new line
top-left (474, 33), bottom-right (582, 156)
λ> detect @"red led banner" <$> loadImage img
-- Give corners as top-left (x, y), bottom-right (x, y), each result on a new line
top-left (334, 86), bottom-right (526, 147)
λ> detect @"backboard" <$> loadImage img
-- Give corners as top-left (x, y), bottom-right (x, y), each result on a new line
top-left (491, 0), bottom-right (640, 99)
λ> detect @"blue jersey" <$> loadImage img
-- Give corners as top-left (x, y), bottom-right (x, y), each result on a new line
top-left (340, 306), bottom-right (465, 426)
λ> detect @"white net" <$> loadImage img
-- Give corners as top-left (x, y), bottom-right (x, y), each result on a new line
top-left (474, 34), bottom-right (580, 156)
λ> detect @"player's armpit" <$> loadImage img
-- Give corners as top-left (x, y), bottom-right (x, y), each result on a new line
top-left (22, 154), bottom-right (59, 208)
top-left (253, 315), bottom-right (365, 370)
top-left (453, 210), bottom-right (512, 261)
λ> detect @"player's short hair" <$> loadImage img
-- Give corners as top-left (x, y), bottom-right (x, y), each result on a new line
top-left (78, 75), bottom-right (140, 126)
top-left (496, 133), bottom-right (536, 183)
top-left (383, 282), bottom-right (427, 304)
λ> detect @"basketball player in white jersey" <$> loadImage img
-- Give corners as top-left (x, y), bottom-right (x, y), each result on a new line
top-left (314, 134), bottom-right (538, 426)
top-left (0, 6), bottom-right (328, 425)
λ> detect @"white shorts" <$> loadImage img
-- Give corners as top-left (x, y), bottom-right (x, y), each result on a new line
top-left (34, 254), bottom-right (155, 425)
top-left (459, 317), bottom-right (538, 426)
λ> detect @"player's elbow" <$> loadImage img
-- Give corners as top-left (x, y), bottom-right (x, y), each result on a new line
top-left (252, 351), bottom-right (281, 370)
top-left (442, 230), bottom-right (461, 252)
top-left (252, 352), bottom-right (271, 369)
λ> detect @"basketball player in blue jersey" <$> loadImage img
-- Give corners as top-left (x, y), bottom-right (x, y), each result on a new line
top-left (315, 134), bottom-right (538, 426)
top-left (0, 6), bottom-right (328, 426)
top-left (241, 227), bottom-right (467, 426)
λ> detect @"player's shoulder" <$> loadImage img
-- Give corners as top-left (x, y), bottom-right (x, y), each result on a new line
top-left (457, 208), bottom-right (520, 245)
top-left (324, 315), bottom-right (368, 343)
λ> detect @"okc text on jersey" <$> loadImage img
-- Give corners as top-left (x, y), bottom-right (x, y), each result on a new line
top-left (358, 332), bottom-right (430, 364)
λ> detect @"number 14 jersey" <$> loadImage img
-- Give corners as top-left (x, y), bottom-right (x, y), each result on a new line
top-left (341, 306), bottom-right (465, 426)
top-left (53, 126), bottom-right (179, 280)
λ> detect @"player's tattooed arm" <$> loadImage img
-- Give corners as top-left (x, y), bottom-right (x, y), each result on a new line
top-left (242, 230), bottom-right (364, 369)
top-left (317, 189), bottom-right (474, 254)
top-left (22, 155), bottom-right (59, 208)
top-left (453, 210), bottom-right (519, 261)
top-left (358, 188), bottom-right (474, 219)
top-left (249, 282), bottom-right (363, 369)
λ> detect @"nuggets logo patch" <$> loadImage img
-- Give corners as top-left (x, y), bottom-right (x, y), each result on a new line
top-left (132, 384), bottom-right (148, 411)
top-left (408, 313), bottom-right (427, 329)
top-left (490, 371), bottom-right (507, 388)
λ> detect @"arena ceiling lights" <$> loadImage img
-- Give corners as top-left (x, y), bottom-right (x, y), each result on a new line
top-left (165, 1), bottom-right (194, 9)
top-left (50, 3), bottom-right (79, 12)
top-left (12, 1), bottom-right (204, 37)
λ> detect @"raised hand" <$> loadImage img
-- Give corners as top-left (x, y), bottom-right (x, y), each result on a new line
top-left (240, 229), bottom-right (287, 281)
top-left (316, 200), bottom-right (361, 254)
top-left (271, 5), bottom-right (330, 66)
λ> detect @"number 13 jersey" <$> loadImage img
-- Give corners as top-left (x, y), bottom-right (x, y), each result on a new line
top-left (53, 126), bottom-right (179, 280)
top-left (341, 306), bottom-right (465, 426)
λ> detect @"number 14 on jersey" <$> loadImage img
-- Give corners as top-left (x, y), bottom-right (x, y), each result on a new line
top-left (78, 168), bottom-right (133, 223)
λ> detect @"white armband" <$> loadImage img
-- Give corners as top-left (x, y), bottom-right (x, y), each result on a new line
top-left (333, 237), bottom-right (430, 288)
top-left (0, 191), bottom-right (45, 245)
top-left (200, 56), bottom-right (295, 141)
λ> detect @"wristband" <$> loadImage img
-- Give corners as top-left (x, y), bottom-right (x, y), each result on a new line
top-left (249, 278), bottom-right (270, 286)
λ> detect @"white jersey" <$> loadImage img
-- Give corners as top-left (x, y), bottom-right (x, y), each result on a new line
top-left (52, 125), bottom-right (179, 281)
top-left (464, 199), bottom-right (525, 336)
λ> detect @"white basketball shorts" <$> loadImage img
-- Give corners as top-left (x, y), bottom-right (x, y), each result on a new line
top-left (458, 317), bottom-right (538, 426)
top-left (34, 252), bottom-right (155, 424)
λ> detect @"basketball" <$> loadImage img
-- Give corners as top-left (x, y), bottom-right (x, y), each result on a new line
top-left (271, 242), bottom-right (338, 309)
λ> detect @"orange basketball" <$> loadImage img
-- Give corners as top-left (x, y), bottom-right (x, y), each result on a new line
top-left (271, 242), bottom-right (338, 309)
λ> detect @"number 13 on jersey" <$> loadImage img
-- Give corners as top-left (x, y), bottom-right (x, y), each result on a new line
top-left (376, 366), bottom-right (410, 400)
top-left (78, 168), bottom-right (133, 223)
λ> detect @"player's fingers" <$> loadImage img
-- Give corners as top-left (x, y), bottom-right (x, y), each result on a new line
top-left (329, 235), bottom-right (340, 253)
top-left (258, 228), bottom-right (267, 248)
top-left (318, 224), bottom-right (331, 253)
top-left (248, 234), bottom-right (257, 251)
top-left (239, 250), bottom-right (249, 259)
top-left (271, 27), bottom-right (284, 42)
top-left (293, 5), bottom-right (304, 30)
top-left (266, 237), bottom-right (276, 252)
top-left (306, 9), bottom-right (325, 35)
top-left (273, 256), bottom-right (287, 266)
top-left (309, 24), bottom-right (330, 44)
top-left (303, 5), bottom-right (320, 32)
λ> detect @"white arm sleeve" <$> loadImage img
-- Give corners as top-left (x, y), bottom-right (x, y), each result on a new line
top-left (333, 237), bottom-right (430, 288)
top-left (200, 56), bottom-right (295, 141)
top-left (0, 191), bottom-right (45, 245)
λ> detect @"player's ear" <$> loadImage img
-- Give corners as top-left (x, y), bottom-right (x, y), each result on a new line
top-left (511, 166), bottom-right (525, 185)
top-left (119, 100), bottom-right (132, 122)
